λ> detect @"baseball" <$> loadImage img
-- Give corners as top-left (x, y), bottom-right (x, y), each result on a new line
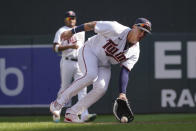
top-left (121, 116), bottom-right (128, 123)
top-left (53, 115), bottom-right (60, 123)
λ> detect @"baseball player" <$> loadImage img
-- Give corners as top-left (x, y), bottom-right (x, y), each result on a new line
top-left (52, 10), bottom-right (96, 122)
top-left (50, 18), bottom-right (152, 123)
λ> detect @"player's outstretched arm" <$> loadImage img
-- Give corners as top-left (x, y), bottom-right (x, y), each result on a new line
top-left (118, 66), bottom-right (130, 100)
top-left (61, 21), bottom-right (97, 41)
top-left (84, 21), bottom-right (97, 31)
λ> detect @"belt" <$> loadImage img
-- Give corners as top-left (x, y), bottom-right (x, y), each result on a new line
top-left (65, 57), bottom-right (78, 62)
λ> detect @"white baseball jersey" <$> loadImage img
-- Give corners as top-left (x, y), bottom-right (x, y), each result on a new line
top-left (56, 21), bottom-right (140, 116)
top-left (53, 26), bottom-right (85, 58)
top-left (86, 21), bottom-right (140, 71)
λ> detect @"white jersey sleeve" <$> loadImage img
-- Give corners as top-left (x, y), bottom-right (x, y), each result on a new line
top-left (75, 31), bottom-right (85, 48)
top-left (94, 21), bottom-right (129, 38)
top-left (122, 43), bottom-right (140, 71)
top-left (53, 27), bottom-right (70, 44)
top-left (53, 29), bottom-right (61, 44)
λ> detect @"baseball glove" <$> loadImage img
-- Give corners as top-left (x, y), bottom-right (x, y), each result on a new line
top-left (113, 98), bottom-right (134, 123)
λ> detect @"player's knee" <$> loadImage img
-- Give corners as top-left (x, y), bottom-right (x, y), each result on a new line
top-left (94, 81), bottom-right (107, 93)
top-left (85, 72), bottom-right (97, 82)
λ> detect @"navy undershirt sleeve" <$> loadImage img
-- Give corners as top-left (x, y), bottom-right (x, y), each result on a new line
top-left (119, 66), bottom-right (130, 94)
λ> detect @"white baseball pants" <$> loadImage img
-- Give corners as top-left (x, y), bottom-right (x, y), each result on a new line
top-left (57, 44), bottom-right (111, 115)
top-left (57, 56), bottom-right (89, 117)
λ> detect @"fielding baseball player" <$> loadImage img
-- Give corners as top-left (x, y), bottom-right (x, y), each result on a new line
top-left (52, 10), bottom-right (96, 122)
top-left (50, 17), bottom-right (152, 123)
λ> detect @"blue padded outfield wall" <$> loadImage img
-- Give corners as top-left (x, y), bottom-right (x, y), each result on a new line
top-left (0, 34), bottom-right (196, 115)
top-left (0, 45), bottom-right (60, 107)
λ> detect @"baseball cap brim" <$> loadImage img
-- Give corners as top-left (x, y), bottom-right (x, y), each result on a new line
top-left (137, 26), bottom-right (152, 34)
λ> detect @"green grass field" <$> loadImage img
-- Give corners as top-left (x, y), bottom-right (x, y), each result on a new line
top-left (0, 114), bottom-right (196, 131)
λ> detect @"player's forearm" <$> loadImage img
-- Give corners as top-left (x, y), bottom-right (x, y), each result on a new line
top-left (119, 66), bottom-right (129, 94)
top-left (58, 45), bottom-right (74, 51)
top-left (71, 21), bottom-right (97, 34)
top-left (84, 21), bottom-right (97, 31)
top-left (53, 43), bottom-right (77, 52)
top-left (61, 21), bottom-right (97, 41)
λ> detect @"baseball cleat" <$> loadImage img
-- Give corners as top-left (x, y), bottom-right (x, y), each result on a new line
top-left (64, 113), bottom-right (83, 123)
top-left (50, 101), bottom-right (62, 121)
top-left (83, 114), bottom-right (97, 122)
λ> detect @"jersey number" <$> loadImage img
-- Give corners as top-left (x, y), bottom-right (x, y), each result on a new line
top-left (103, 40), bottom-right (126, 62)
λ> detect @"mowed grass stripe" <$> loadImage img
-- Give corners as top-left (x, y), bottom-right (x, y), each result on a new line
top-left (0, 114), bottom-right (196, 131)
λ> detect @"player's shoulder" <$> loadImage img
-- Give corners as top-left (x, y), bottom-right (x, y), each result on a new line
top-left (97, 20), bottom-right (122, 26)
top-left (96, 21), bottom-right (130, 34)
top-left (107, 21), bottom-right (129, 28)
top-left (110, 21), bottom-right (130, 32)
top-left (56, 26), bottom-right (70, 33)
top-left (115, 21), bottom-right (130, 30)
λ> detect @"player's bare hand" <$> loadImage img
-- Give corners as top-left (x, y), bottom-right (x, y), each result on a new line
top-left (61, 30), bottom-right (73, 41)
top-left (71, 44), bottom-right (79, 49)
top-left (118, 93), bottom-right (127, 101)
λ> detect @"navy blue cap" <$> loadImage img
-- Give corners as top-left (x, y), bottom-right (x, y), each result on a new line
top-left (65, 10), bottom-right (76, 18)
top-left (134, 18), bottom-right (152, 34)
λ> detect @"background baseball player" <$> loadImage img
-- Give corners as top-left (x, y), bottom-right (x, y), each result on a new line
top-left (51, 18), bottom-right (152, 123)
top-left (52, 10), bottom-right (96, 122)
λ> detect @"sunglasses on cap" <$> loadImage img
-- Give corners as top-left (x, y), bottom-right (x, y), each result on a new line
top-left (135, 23), bottom-right (151, 34)
top-left (65, 17), bottom-right (76, 21)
